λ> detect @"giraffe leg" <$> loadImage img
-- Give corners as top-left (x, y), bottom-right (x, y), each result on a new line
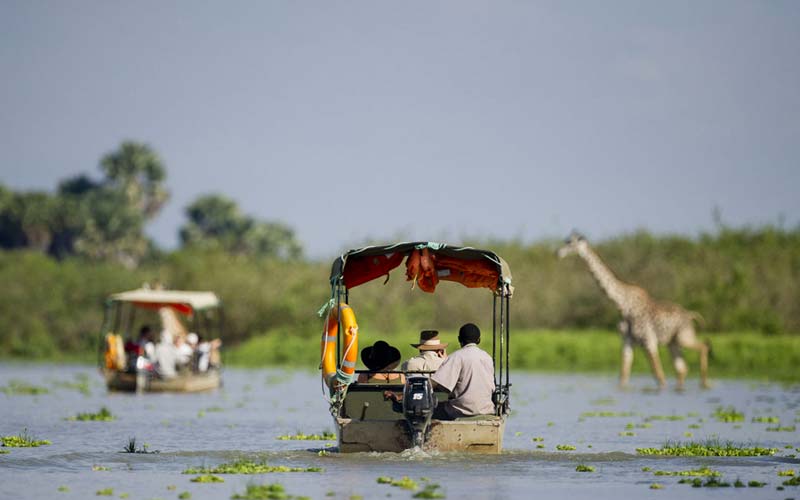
top-left (677, 326), bottom-right (711, 389)
top-left (644, 341), bottom-right (667, 389)
top-left (669, 342), bottom-right (687, 391)
top-left (620, 337), bottom-right (634, 389)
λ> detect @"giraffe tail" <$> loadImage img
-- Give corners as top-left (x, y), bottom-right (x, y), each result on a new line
top-left (689, 311), bottom-right (706, 327)
top-left (705, 339), bottom-right (714, 361)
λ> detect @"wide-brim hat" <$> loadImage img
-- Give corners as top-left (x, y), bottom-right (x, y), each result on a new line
top-left (411, 330), bottom-right (448, 351)
top-left (361, 340), bottom-right (402, 371)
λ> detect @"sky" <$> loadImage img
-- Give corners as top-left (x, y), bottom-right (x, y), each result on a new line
top-left (1, 1), bottom-right (798, 258)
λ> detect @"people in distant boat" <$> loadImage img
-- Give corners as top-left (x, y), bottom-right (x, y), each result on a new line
top-left (195, 334), bottom-right (222, 372)
top-left (175, 333), bottom-right (193, 369)
top-left (137, 325), bottom-right (156, 360)
top-left (357, 340), bottom-right (405, 384)
top-left (154, 330), bottom-right (179, 378)
top-left (430, 323), bottom-right (495, 420)
top-left (402, 330), bottom-right (448, 375)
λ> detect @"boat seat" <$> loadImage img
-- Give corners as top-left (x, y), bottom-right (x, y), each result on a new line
top-left (343, 384), bottom-right (450, 421)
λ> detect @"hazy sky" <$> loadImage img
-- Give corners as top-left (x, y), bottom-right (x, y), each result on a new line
top-left (2, 1), bottom-right (798, 258)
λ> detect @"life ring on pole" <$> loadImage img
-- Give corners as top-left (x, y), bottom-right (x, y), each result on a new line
top-left (320, 303), bottom-right (359, 388)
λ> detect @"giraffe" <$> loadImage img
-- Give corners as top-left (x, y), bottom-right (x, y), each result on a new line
top-left (557, 232), bottom-right (710, 390)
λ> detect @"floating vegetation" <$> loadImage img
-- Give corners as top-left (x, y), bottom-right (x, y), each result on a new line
top-left (121, 437), bottom-right (158, 454)
top-left (52, 373), bottom-right (91, 395)
top-left (57, 486), bottom-right (69, 492)
top-left (96, 488), bottom-right (114, 496)
top-left (231, 482), bottom-right (309, 500)
top-left (556, 444), bottom-right (576, 451)
top-left (683, 432), bottom-right (693, 438)
top-left (636, 439), bottom-right (778, 457)
top-left (778, 470), bottom-right (796, 477)
top-left (2, 429), bottom-right (51, 447)
top-left (92, 465), bottom-right (109, 471)
top-left (205, 406), bottom-right (224, 412)
top-left (277, 431), bottom-right (335, 441)
top-left (645, 414), bottom-right (684, 422)
top-left (68, 407), bottom-right (115, 422)
top-left (783, 475), bottom-right (800, 486)
top-left (624, 422), bottom-right (651, 430)
top-left (413, 484), bottom-right (445, 499)
top-left (649, 483), bottom-right (663, 490)
top-left (183, 459), bottom-right (322, 474)
top-left (687, 424), bottom-right (701, 429)
top-left (317, 450), bottom-right (330, 457)
top-left (748, 481), bottom-right (766, 487)
top-left (376, 476), bottom-right (418, 490)
top-left (0, 380), bottom-right (49, 395)
top-left (766, 425), bottom-right (796, 432)
top-left (713, 406), bottom-right (744, 423)
top-left (575, 464), bottom-right (595, 472)
top-left (618, 431), bottom-right (635, 437)
top-left (580, 411), bottom-right (636, 418)
top-left (531, 437), bottom-right (544, 442)
top-left (0, 449), bottom-right (8, 454)
top-left (652, 466), bottom-right (721, 477)
top-left (178, 492), bottom-right (191, 499)
top-left (190, 475), bottom-right (224, 483)
top-left (679, 477), bottom-right (731, 488)
top-left (752, 416), bottom-right (780, 423)
top-left (589, 397), bottom-right (615, 406)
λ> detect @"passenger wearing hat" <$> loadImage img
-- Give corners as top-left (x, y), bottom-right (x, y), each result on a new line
top-left (402, 330), bottom-right (448, 374)
top-left (357, 340), bottom-right (405, 384)
top-left (430, 323), bottom-right (495, 420)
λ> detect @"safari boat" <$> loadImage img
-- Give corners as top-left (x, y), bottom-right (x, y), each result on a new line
top-left (99, 288), bottom-right (224, 393)
top-left (320, 242), bottom-right (513, 453)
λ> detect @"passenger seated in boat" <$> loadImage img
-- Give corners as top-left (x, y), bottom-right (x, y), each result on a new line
top-left (154, 330), bottom-right (179, 378)
top-left (195, 335), bottom-right (222, 372)
top-left (357, 341), bottom-right (405, 384)
top-left (175, 334), bottom-right (194, 370)
top-left (401, 330), bottom-right (448, 375)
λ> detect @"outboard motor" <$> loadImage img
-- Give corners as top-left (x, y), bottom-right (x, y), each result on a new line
top-left (402, 376), bottom-right (436, 448)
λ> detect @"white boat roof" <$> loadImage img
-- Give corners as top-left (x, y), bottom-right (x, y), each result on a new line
top-left (109, 289), bottom-right (220, 310)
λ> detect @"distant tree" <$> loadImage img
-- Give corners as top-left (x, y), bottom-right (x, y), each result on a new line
top-left (180, 194), bottom-right (302, 259)
top-left (100, 141), bottom-right (168, 219)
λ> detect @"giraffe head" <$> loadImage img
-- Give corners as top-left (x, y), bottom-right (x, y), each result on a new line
top-left (557, 231), bottom-right (588, 259)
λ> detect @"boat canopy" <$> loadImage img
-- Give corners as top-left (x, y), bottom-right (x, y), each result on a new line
top-left (108, 289), bottom-right (221, 315)
top-left (329, 242), bottom-right (513, 296)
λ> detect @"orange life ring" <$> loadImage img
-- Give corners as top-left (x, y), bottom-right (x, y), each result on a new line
top-left (320, 303), bottom-right (359, 388)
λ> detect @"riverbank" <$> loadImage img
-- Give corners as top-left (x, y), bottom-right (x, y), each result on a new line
top-left (226, 329), bottom-right (800, 383)
top-left (3, 330), bottom-right (797, 383)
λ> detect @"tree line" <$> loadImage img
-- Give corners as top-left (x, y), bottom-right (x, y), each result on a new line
top-left (0, 141), bottom-right (301, 266)
top-left (1, 141), bottom-right (798, 360)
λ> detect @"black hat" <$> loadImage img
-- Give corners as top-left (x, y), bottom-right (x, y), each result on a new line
top-left (361, 341), bottom-right (402, 371)
top-left (458, 323), bottom-right (481, 345)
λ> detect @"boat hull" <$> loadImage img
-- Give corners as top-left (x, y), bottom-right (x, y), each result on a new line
top-left (104, 369), bottom-right (221, 393)
top-left (336, 416), bottom-right (505, 453)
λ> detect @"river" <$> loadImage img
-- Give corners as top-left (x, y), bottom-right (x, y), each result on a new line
top-left (1, 363), bottom-right (798, 499)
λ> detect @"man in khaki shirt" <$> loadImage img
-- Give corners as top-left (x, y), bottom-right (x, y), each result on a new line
top-left (431, 323), bottom-right (495, 420)
top-left (402, 330), bottom-right (448, 374)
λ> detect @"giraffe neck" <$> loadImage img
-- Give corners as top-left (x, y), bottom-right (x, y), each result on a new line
top-left (577, 245), bottom-right (627, 310)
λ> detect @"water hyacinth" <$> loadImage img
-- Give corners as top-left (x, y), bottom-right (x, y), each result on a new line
top-left (652, 467), bottom-right (721, 477)
top-left (636, 439), bottom-right (778, 457)
top-left (68, 407), bottom-right (115, 421)
top-left (231, 482), bottom-right (310, 500)
top-left (556, 444), bottom-right (576, 451)
top-left (2, 430), bottom-right (51, 447)
top-left (575, 464), bottom-right (595, 472)
top-left (183, 459), bottom-right (322, 474)
top-left (190, 475), bottom-right (224, 483)
top-left (277, 431), bottom-right (336, 441)
top-left (712, 406), bottom-right (744, 423)
top-left (0, 380), bottom-right (49, 395)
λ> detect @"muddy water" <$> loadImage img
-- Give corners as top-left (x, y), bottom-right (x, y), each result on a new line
top-left (1, 363), bottom-right (798, 500)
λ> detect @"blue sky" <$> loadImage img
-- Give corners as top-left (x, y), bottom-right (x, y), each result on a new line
top-left (1, 1), bottom-right (798, 258)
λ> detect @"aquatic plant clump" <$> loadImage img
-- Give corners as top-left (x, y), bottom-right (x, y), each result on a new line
top-left (712, 406), bottom-right (744, 423)
top-left (766, 425), bottom-right (796, 432)
top-left (679, 477), bottom-right (730, 488)
top-left (277, 431), bottom-right (336, 441)
top-left (636, 440), bottom-right (778, 457)
top-left (69, 407), bottom-right (115, 421)
top-left (376, 476), bottom-right (419, 490)
top-left (652, 466), bottom-right (721, 477)
top-left (0, 380), bottom-right (49, 395)
top-left (556, 444), bottom-right (576, 451)
top-left (575, 464), bottom-right (595, 472)
top-left (751, 416), bottom-right (780, 423)
top-left (783, 475), bottom-right (800, 486)
top-left (95, 488), bottom-right (114, 496)
top-left (645, 414), bottom-right (685, 422)
top-left (413, 483), bottom-right (445, 499)
top-left (1, 430), bottom-right (51, 447)
top-left (777, 470), bottom-right (796, 477)
top-left (121, 437), bottom-right (158, 454)
top-left (182, 459), bottom-right (322, 474)
top-left (580, 411), bottom-right (636, 418)
top-left (231, 482), bottom-right (310, 500)
top-left (190, 474), bottom-right (224, 483)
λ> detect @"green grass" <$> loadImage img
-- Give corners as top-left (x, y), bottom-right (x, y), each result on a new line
top-left (228, 329), bottom-right (800, 382)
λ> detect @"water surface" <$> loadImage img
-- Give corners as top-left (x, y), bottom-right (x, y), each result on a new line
top-left (1, 363), bottom-right (798, 499)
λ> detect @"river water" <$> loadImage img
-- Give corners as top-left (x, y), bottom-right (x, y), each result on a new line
top-left (1, 363), bottom-right (798, 500)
